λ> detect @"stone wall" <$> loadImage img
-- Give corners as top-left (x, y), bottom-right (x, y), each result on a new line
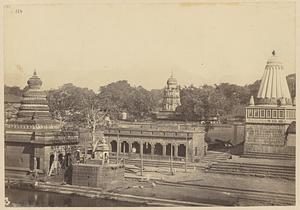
top-left (206, 124), bottom-right (245, 145)
top-left (5, 143), bottom-right (33, 170)
top-left (192, 132), bottom-right (207, 161)
top-left (72, 164), bottom-right (125, 188)
top-left (244, 123), bottom-right (294, 154)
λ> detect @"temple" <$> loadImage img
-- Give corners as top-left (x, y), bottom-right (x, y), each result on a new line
top-left (5, 71), bottom-right (79, 177)
top-left (244, 51), bottom-right (296, 155)
top-left (156, 73), bottom-right (181, 120)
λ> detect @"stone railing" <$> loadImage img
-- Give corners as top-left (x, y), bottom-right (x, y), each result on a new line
top-left (109, 152), bottom-right (186, 161)
top-left (104, 128), bottom-right (194, 139)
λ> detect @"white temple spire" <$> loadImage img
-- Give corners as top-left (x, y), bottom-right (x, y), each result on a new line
top-left (256, 51), bottom-right (292, 105)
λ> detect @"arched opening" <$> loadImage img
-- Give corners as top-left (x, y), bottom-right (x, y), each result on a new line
top-left (132, 141), bottom-right (140, 154)
top-left (110, 140), bottom-right (117, 152)
top-left (58, 154), bottom-right (63, 165)
top-left (74, 150), bottom-right (81, 162)
top-left (143, 142), bottom-right (151, 154)
top-left (121, 141), bottom-right (129, 153)
top-left (154, 143), bottom-right (163, 155)
top-left (178, 144), bottom-right (186, 157)
top-left (49, 154), bottom-right (54, 170)
top-left (166, 144), bottom-right (175, 156)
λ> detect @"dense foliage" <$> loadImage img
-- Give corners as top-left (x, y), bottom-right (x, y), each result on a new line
top-left (4, 74), bottom-right (296, 124)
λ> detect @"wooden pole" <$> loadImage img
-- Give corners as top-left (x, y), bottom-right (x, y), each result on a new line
top-left (84, 137), bottom-right (87, 163)
top-left (117, 133), bottom-right (119, 164)
top-left (170, 143), bottom-right (173, 174)
top-left (185, 133), bottom-right (188, 173)
top-left (140, 141), bottom-right (143, 176)
top-left (123, 142), bottom-right (126, 166)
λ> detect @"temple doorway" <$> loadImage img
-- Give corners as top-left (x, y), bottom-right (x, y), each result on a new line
top-left (49, 154), bottom-right (54, 171)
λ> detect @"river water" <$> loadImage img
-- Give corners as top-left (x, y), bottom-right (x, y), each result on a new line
top-left (5, 188), bottom-right (146, 207)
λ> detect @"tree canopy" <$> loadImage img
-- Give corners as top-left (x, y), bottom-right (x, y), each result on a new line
top-left (5, 73), bottom-right (296, 124)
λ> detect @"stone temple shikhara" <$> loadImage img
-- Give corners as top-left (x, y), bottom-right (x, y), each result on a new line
top-left (244, 51), bottom-right (296, 155)
top-left (5, 71), bottom-right (79, 177)
top-left (156, 73), bottom-right (181, 120)
top-left (162, 73), bottom-right (181, 112)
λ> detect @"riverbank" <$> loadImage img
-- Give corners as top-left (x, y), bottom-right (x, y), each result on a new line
top-left (5, 169), bottom-right (295, 207)
top-left (5, 178), bottom-right (218, 206)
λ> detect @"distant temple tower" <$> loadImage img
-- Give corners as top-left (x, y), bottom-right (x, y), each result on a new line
top-left (162, 73), bottom-right (181, 111)
top-left (244, 51), bottom-right (296, 155)
top-left (156, 73), bottom-right (181, 120)
top-left (5, 71), bottom-right (78, 177)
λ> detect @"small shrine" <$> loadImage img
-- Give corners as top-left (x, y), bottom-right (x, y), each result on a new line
top-left (72, 136), bottom-right (125, 189)
top-left (93, 137), bottom-right (110, 164)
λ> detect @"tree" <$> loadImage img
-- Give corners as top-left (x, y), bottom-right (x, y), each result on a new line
top-left (286, 73), bottom-right (296, 98)
top-left (124, 86), bottom-right (156, 119)
top-left (4, 85), bottom-right (23, 96)
top-left (47, 83), bottom-right (95, 127)
top-left (98, 80), bottom-right (156, 120)
top-left (82, 94), bottom-right (118, 155)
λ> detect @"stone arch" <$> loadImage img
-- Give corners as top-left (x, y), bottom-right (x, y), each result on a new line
top-left (166, 143), bottom-right (175, 156)
top-left (132, 141), bottom-right (140, 154)
top-left (121, 141), bottom-right (129, 153)
top-left (143, 142), bottom-right (152, 154)
top-left (58, 153), bottom-right (64, 165)
top-left (154, 143), bottom-right (163, 155)
top-left (110, 140), bottom-right (117, 152)
top-left (178, 144), bottom-right (186, 157)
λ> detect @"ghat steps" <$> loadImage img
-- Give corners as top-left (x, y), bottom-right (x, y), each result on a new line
top-left (110, 157), bottom-right (196, 170)
top-left (242, 152), bottom-right (295, 160)
top-left (201, 151), bottom-right (231, 163)
top-left (205, 161), bottom-right (295, 180)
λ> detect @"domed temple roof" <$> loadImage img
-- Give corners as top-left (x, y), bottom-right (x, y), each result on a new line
top-left (27, 70), bottom-right (43, 89)
top-left (17, 70), bottom-right (52, 120)
top-left (256, 51), bottom-right (292, 105)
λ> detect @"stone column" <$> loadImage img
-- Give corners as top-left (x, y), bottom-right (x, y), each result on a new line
top-left (151, 142), bottom-right (155, 155)
top-left (174, 144), bottom-right (178, 157)
top-left (129, 141), bottom-right (132, 153)
top-left (108, 141), bottom-right (112, 152)
top-left (162, 143), bottom-right (167, 156)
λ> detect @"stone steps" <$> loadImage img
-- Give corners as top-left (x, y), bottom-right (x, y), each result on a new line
top-left (206, 168), bottom-right (295, 180)
top-left (205, 161), bottom-right (295, 180)
top-left (201, 151), bottom-right (231, 163)
top-left (129, 160), bottom-right (195, 170)
top-left (114, 159), bottom-right (195, 170)
top-left (242, 152), bottom-right (295, 160)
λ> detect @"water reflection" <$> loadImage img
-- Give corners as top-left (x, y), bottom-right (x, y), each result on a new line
top-left (6, 188), bottom-right (145, 207)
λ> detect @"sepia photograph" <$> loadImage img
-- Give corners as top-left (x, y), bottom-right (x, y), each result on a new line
top-left (1, 0), bottom-right (297, 207)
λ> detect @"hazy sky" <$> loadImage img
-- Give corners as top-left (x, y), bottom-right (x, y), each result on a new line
top-left (4, 2), bottom-right (295, 92)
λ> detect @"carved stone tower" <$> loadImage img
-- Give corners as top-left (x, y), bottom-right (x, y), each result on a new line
top-left (244, 51), bottom-right (296, 155)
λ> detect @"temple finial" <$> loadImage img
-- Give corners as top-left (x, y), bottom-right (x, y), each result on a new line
top-left (171, 70), bottom-right (174, 78)
top-left (272, 50), bottom-right (276, 56)
top-left (33, 69), bottom-right (37, 76)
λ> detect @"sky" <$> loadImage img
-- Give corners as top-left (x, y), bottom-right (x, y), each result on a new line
top-left (4, 2), bottom-right (296, 92)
